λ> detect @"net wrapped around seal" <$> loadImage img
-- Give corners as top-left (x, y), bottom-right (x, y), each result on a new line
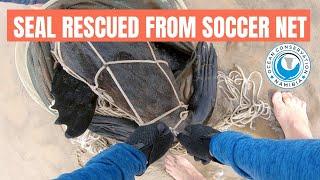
top-left (15, 0), bottom-right (195, 155)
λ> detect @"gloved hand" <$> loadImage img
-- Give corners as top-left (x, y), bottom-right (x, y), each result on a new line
top-left (126, 122), bottom-right (174, 166)
top-left (177, 124), bottom-right (220, 164)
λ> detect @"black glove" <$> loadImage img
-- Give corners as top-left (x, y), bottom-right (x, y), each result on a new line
top-left (126, 122), bottom-right (174, 166)
top-left (177, 124), bottom-right (220, 164)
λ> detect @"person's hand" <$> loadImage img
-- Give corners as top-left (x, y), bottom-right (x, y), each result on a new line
top-left (177, 124), bottom-right (220, 164)
top-left (126, 122), bottom-right (174, 166)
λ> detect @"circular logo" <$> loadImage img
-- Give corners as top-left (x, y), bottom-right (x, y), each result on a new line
top-left (265, 44), bottom-right (311, 89)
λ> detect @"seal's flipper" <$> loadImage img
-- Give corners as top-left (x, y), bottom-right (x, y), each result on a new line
top-left (51, 65), bottom-right (97, 138)
top-left (88, 115), bottom-right (138, 142)
top-left (188, 42), bottom-right (217, 124)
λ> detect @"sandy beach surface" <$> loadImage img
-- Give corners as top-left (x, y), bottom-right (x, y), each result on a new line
top-left (0, 1), bottom-right (319, 179)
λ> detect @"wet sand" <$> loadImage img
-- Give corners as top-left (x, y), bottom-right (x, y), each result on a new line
top-left (1, 1), bottom-right (319, 179)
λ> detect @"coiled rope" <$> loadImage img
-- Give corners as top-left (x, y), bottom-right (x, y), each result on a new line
top-left (171, 65), bottom-right (273, 155)
top-left (215, 65), bottom-right (272, 131)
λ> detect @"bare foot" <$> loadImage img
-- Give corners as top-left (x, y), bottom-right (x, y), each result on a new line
top-left (272, 91), bottom-right (313, 139)
top-left (165, 155), bottom-right (206, 180)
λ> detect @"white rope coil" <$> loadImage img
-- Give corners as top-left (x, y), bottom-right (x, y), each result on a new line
top-left (215, 65), bottom-right (271, 131)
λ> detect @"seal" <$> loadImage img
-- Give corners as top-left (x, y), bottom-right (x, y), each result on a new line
top-left (51, 42), bottom-right (217, 140)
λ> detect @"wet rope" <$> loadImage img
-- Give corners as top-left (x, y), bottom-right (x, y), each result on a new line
top-left (214, 65), bottom-right (271, 131)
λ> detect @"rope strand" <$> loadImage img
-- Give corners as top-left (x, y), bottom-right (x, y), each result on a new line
top-left (51, 41), bottom-right (189, 157)
top-left (215, 65), bottom-right (271, 131)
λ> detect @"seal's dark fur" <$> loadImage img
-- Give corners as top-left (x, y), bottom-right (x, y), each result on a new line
top-left (51, 42), bottom-right (217, 139)
top-left (51, 65), bottom-right (97, 138)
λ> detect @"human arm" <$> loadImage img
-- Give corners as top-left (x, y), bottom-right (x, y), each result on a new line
top-left (57, 143), bottom-right (147, 180)
top-left (178, 125), bottom-right (320, 180)
top-left (210, 131), bottom-right (320, 180)
top-left (58, 122), bottom-right (174, 180)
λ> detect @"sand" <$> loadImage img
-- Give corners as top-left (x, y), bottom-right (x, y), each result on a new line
top-left (0, 3), bottom-right (78, 180)
top-left (1, 0), bottom-right (319, 179)
top-left (189, 0), bottom-right (320, 139)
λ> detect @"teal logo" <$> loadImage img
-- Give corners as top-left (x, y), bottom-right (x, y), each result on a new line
top-left (265, 44), bottom-right (310, 89)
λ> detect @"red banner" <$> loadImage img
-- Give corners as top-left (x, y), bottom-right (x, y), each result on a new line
top-left (7, 9), bottom-right (310, 42)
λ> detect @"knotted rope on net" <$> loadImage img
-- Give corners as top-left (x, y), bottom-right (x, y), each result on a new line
top-left (214, 65), bottom-right (272, 131)
top-left (52, 41), bottom-right (189, 126)
top-left (15, 0), bottom-right (192, 166)
top-left (51, 41), bottom-right (190, 160)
